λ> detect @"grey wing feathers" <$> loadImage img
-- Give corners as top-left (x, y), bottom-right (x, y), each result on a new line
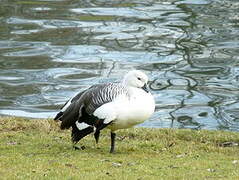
top-left (54, 83), bottom-right (129, 129)
top-left (84, 83), bottom-right (129, 114)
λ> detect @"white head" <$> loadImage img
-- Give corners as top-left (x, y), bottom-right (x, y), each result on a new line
top-left (122, 70), bottom-right (149, 92)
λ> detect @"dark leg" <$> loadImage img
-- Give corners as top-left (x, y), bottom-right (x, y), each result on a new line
top-left (110, 132), bottom-right (116, 153)
top-left (94, 130), bottom-right (100, 144)
top-left (94, 122), bottom-right (109, 144)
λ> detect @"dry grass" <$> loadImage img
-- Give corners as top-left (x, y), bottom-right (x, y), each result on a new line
top-left (0, 116), bottom-right (239, 179)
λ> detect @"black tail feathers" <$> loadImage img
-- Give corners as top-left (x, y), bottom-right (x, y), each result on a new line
top-left (54, 111), bottom-right (63, 121)
top-left (71, 124), bottom-right (94, 144)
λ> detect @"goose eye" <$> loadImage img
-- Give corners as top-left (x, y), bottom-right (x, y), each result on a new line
top-left (137, 77), bottom-right (141, 81)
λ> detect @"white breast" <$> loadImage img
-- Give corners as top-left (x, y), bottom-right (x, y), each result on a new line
top-left (108, 88), bottom-right (155, 131)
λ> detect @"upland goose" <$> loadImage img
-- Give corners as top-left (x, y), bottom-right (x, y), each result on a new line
top-left (54, 70), bottom-right (155, 153)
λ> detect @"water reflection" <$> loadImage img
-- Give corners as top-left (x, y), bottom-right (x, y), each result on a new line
top-left (0, 0), bottom-right (239, 131)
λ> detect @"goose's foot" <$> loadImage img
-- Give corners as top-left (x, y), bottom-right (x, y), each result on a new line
top-left (73, 145), bottom-right (85, 150)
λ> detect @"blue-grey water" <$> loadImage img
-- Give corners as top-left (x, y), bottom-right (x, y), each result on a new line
top-left (0, 0), bottom-right (239, 131)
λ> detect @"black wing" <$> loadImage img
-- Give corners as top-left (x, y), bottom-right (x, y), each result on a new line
top-left (54, 90), bottom-right (86, 129)
top-left (54, 83), bottom-right (129, 130)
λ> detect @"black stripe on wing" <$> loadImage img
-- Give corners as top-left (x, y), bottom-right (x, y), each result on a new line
top-left (54, 83), bottom-right (129, 130)
top-left (54, 90), bottom-right (86, 121)
top-left (83, 83), bottom-right (130, 115)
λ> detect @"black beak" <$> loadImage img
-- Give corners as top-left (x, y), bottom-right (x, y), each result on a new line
top-left (142, 84), bottom-right (149, 93)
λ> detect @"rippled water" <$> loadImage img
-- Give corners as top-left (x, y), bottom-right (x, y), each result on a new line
top-left (0, 0), bottom-right (239, 131)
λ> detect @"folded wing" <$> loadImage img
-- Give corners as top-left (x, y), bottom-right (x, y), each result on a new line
top-left (54, 83), bottom-right (129, 131)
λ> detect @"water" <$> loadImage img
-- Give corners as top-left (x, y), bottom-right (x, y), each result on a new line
top-left (0, 0), bottom-right (239, 131)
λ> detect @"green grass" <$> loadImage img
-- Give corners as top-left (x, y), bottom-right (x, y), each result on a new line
top-left (0, 116), bottom-right (239, 179)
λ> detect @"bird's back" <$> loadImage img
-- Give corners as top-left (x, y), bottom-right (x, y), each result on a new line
top-left (54, 83), bottom-right (130, 129)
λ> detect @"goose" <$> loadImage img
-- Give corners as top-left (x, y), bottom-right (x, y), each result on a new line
top-left (54, 70), bottom-right (155, 153)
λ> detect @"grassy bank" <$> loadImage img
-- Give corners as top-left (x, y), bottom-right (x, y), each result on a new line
top-left (0, 116), bottom-right (239, 179)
